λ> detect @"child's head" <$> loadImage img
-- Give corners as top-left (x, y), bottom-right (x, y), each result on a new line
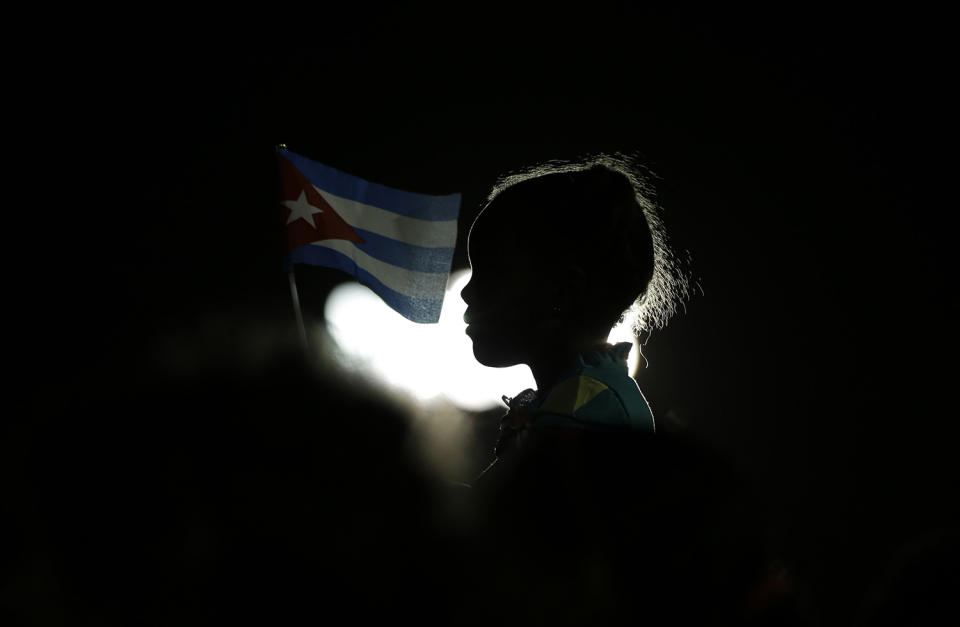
top-left (461, 153), bottom-right (689, 368)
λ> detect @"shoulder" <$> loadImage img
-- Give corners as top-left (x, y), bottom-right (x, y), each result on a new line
top-left (537, 374), bottom-right (611, 416)
top-left (534, 372), bottom-right (654, 432)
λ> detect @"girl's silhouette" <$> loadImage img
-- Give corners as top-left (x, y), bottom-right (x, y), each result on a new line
top-left (461, 154), bottom-right (690, 472)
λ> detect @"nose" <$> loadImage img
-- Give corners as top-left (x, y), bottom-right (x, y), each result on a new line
top-left (460, 276), bottom-right (474, 306)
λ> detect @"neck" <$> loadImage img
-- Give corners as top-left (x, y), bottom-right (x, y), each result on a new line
top-left (528, 336), bottom-right (610, 394)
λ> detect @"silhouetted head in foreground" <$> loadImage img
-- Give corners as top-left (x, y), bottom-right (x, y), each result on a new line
top-left (461, 154), bottom-right (688, 393)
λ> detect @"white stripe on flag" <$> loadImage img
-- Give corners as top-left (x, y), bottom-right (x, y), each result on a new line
top-left (311, 239), bottom-right (450, 300)
top-left (315, 186), bottom-right (458, 248)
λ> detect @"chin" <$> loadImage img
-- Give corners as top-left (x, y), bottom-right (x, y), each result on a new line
top-left (469, 337), bottom-right (523, 368)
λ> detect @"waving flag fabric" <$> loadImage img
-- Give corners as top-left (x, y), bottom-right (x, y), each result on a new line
top-left (278, 147), bottom-right (461, 323)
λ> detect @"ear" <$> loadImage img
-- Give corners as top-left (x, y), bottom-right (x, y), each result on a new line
top-left (554, 263), bottom-right (587, 314)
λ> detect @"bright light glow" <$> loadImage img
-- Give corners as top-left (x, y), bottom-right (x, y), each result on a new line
top-left (607, 318), bottom-right (643, 377)
top-left (324, 269), bottom-right (643, 410)
top-left (324, 270), bottom-right (535, 411)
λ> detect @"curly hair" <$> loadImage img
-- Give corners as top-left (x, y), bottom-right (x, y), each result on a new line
top-left (483, 152), bottom-right (693, 335)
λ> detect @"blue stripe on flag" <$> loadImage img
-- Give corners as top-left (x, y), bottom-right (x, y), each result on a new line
top-left (352, 228), bottom-right (455, 274)
top-left (285, 245), bottom-right (444, 323)
top-left (280, 150), bottom-right (460, 222)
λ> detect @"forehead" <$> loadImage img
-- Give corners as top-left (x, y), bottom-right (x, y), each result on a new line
top-left (467, 198), bottom-right (524, 263)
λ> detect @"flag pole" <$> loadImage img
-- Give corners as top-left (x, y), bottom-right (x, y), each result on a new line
top-left (278, 143), bottom-right (310, 357)
top-left (287, 267), bottom-right (309, 353)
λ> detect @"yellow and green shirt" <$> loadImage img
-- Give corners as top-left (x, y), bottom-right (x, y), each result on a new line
top-left (530, 342), bottom-right (655, 433)
top-left (494, 342), bottom-right (655, 461)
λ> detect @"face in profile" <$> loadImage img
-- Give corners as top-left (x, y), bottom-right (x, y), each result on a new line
top-left (460, 203), bottom-right (556, 368)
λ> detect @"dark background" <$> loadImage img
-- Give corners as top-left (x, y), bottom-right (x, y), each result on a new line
top-left (9, 7), bottom-right (956, 624)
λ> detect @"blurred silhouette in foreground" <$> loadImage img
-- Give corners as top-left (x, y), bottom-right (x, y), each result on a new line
top-left (1, 316), bottom-right (466, 625)
top-left (458, 155), bottom-right (807, 625)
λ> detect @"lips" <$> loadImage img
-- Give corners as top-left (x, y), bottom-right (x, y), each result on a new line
top-left (464, 309), bottom-right (486, 336)
top-left (464, 308), bottom-right (486, 325)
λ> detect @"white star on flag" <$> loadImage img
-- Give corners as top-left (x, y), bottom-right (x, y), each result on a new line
top-left (283, 191), bottom-right (324, 228)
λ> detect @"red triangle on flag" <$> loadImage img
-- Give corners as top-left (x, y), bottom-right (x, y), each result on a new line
top-left (278, 154), bottom-right (365, 253)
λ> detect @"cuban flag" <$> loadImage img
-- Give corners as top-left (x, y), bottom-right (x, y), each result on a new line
top-left (278, 147), bottom-right (461, 323)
